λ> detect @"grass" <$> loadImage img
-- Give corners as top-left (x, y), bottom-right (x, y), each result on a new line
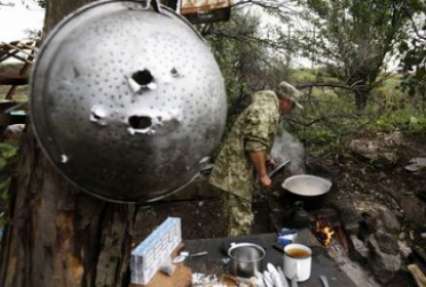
top-left (0, 85), bottom-right (29, 102)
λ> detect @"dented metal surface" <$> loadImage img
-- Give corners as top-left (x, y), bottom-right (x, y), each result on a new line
top-left (30, 0), bottom-right (227, 202)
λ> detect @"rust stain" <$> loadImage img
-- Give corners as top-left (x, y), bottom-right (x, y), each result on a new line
top-left (56, 211), bottom-right (74, 250)
top-left (67, 254), bottom-right (84, 283)
top-left (53, 211), bottom-right (85, 285)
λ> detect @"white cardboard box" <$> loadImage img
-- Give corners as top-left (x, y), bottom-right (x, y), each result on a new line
top-left (130, 217), bottom-right (182, 285)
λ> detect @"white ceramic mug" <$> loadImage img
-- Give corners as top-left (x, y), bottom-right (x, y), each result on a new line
top-left (283, 243), bottom-right (312, 282)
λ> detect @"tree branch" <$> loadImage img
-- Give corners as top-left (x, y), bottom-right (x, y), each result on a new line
top-left (402, 6), bottom-right (426, 41)
top-left (295, 82), bottom-right (367, 92)
top-left (231, 0), bottom-right (293, 11)
top-left (286, 113), bottom-right (359, 127)
top-left (209, 30), bottom-right (289, 50)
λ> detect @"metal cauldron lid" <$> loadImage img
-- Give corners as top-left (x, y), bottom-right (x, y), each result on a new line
top-left (29, 0), bottom-right (227, 203)
top-left (281, 174), bottom-right (332, 197)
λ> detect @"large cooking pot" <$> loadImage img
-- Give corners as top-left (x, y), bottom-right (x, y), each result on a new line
top-left (282, 175), bottom-right (332, 197)
top-left (281, 175), bottom-right (332, 210)
top-left (30, 0), bottom-right (227, 203)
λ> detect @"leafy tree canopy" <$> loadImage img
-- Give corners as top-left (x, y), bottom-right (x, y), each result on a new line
top-left (399, 0), bottom-right (426, 98)
top-left (294, 0), bottom-right (409, 110)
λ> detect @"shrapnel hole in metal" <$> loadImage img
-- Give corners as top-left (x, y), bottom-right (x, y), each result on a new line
top-left (132, 69), bottom-right (154, 86)
top-left (91, 111), bottom-right (102, 121)
top-left (170, 67), bottom-right (180, 77)
top-left (128, 115), bottom-right (152, 129)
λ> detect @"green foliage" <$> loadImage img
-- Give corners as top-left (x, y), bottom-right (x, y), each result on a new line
top-left (399, 1), bottom-right (426, 102)
top-left (289, 68), bottom-right (318, 83)
top-left (286, 82), bottom-right (358, 154)
top-left (295, 0), bottom-right (409, 110)
top-left (0, 143), bottom-right (17, 167)
top-left (288, 68), bottom-right (338, 84)
top-left (0, 143), bottom-right (18, 224)
top-left (206, 12), bottom-right (263, 106)
top-left (369, 111), bottom-right (426, 135)
top-left (285, 70), bottom-right (425, 156)
top-left (205, 11), bottom-right (291, 121)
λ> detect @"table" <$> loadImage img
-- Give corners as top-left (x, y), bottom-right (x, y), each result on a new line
top-left (185, 231), bottom-right (357, 286)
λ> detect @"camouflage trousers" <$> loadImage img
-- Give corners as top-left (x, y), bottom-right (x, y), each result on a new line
top-left (222, 192), bottom-right (254, 237)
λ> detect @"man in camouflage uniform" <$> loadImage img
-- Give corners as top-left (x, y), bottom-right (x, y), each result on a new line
top-left (209, 81), bottom-right (302, 236)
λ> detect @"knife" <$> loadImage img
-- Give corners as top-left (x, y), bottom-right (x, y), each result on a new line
top-left (268, 160), bottom-right (291, 178)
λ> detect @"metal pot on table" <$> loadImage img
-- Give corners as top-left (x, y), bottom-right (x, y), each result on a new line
top-left (227, 242), bottom-right (265, 278)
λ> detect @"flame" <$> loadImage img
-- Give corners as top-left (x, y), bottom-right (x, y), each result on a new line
top-left (314, 219), bottom-right (335, 247)
top-left (321, 226), bottom-right (335, 247)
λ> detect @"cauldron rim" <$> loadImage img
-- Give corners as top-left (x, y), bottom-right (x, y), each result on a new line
top-left (30, 0), bottom-right (219, 203)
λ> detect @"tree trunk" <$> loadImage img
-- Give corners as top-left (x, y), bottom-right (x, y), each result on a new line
top-left (0, 2), bottom-right (140, 287)
top-left (352, 80), bottom-right (370, 112)
top-left (355, 90), bottom-right (368, 111)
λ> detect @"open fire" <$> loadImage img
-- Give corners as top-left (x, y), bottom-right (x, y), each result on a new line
top-left (314, 217), bottom-right (335, 247)
top-left (310, 208), bottom-right (351, 253)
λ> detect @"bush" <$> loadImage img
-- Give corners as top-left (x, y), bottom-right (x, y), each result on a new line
top-left (284, 70), bottom-right (425, 156)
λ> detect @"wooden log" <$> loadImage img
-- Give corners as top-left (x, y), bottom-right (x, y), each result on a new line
top-left (9, 54), bottom-right (32, 64)
top-left (0, 50), bottom-right (19, 63)
top-left (6, 41), bottom-right (36, 99)
top-left (408, 264), bottom-right (426, 287)
top-left (1, 42), bottom-right (32, 57)
top-left (16, 42), bottom-right (37, 50)
top-left (0, 73), bottom-right (28, 85)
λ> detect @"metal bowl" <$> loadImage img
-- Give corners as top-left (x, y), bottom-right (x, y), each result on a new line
top-left (281, 175), bottom-right (332, 197)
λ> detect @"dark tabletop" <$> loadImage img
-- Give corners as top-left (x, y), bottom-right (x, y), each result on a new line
top-left (184, 231), bottom-right (356, 287)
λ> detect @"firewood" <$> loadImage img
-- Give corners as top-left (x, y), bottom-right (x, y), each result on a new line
top-left (408, 264), bottom-right (426, 287)
top-left (0, 73), bottom-right (28, 85)
top-left (9, 54), bottom-right (32, 64)
top-left (1, 42), bottom-right (32, 57)
top-left (0, 50), bottom-right (19, 62)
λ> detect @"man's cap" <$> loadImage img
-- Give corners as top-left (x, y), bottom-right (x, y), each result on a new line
top-left (277, 81), bottom-right (303, 109)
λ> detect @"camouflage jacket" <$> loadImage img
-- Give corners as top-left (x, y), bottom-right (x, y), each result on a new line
top-left (209, 90), bottom-right (280, 200)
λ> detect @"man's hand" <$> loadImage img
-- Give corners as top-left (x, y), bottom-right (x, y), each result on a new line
top-left (249, 150), bottom-right (273, 188)
top-left (259, 174), bottom-right (272, 188)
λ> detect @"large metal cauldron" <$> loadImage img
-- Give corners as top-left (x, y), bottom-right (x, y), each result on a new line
top-left (30, 0), bottom-right (227, 203)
